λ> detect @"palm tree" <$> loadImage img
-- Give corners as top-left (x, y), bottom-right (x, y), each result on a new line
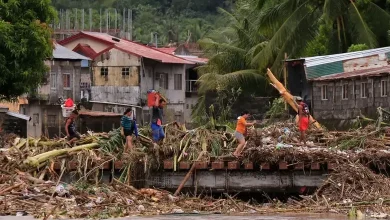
top-left (252, 0), bottom-right (390, 74)
top-left (192, 0), bottom-right (272, 121)
top-left (197, 0), bottom-right (270, 94)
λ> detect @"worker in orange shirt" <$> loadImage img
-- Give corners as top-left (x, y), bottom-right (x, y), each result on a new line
top-left (233, 110), bottom-right (256, 158)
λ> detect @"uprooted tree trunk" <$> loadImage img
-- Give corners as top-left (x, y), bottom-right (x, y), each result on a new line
top-left (24, 143), bottom-right (99, 167)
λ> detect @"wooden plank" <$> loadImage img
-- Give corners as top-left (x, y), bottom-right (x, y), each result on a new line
top-left (179, 162), bottom-right (191, 170)
top-left (163, 160), bottom-right (174, 170)
top-left (244, 162), bottom-right (254, 170)
top-left (279, 161), bottom-right (288, 170)
top-left (294, 162), bottom-right (304, 170)
top-left (211, 161), bottom-right (225, 170)
top-left (194, 161), bottom-right (208, 170)
top-left (228, 161), bottom-right (240, 170)
top-left (261, 162), bottom-right (270, 170)
top-left (311, 162), bottom-right (320, 170)
top-left (114, 161), bottom-right (124, 169)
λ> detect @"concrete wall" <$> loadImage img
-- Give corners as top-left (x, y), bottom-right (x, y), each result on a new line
top-left (312, 75), bottom-right (390, 122)
top-left (41, 60), bottom-right (84, 104)
top-left (21, 103), bottom-right (67, 138)
top-left (343, 54), bottom-right (388, 72)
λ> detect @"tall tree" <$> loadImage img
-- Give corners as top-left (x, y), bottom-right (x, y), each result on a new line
top-left (0, 0), bottom-right (56, 100)
top-left (253, 0), bottom-right (390, 74)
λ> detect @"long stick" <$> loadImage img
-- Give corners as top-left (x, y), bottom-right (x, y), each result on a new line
top-left (174, 151), bottom-right (206, 196)
top-left (0, 183), bottom-right (23, 196)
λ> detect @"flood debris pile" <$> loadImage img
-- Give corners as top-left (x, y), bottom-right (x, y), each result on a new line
top-left (2, 120), bottom-right (390, 217)
top-left (0, 173), bottom-right (263, 218)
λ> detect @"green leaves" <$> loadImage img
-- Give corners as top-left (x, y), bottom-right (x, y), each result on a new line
top-left (0, 0), bottom-right (55, 100)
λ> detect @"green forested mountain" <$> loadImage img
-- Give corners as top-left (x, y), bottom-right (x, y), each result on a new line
top-left (51, 0), bottom-right (231, 44)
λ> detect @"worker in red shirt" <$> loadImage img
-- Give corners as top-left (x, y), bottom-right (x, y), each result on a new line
top-left (295, 97), bottom-right (310, 145)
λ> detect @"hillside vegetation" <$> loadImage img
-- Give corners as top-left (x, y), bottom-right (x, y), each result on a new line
top-left (51, 0), bottom-right (231, 44)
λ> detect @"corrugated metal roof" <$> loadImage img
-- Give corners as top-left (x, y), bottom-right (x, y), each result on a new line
top-left (312, 66), bottom-right (390, 81)
top-left (6, 111), bottom-right (31, 121)
top-left (156, 47), bottom-right (176, 54)
top-left (53, 43), bottom-right (91, 60)
top-left (79, 111), bottom-right (122, 117)
top-left (177, 55), bottom-right (208, 64)
top-left (305, 61), bottom-right (344, 79)
top-left (291, 47), bottom-right (390, 68)
top-left (73, 43), bottom-right (97, 58)
top-left (60, 32), bottom-right (193, 64)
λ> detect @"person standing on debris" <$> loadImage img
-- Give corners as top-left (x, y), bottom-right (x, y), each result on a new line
top-left (65, 110), bottom-right (80, 147)
top-left (296, 97), bottom-right (310, 145)
top-left (233, 111), bottom-right (256, 158)
top-left (121, 108), bottom-right (137, 152)
top-left (151, 94), bottom-right (166, 145)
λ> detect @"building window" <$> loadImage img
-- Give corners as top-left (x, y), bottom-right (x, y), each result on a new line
top-left (361, 82), bottom-right (369, 98)
top-left (122, 67), bottom-right (130, 77)
top-left (101, 67), bottom-right (108, 76)
top-left (342, 84), bottom-right (348, 100)
top-left (50, 72), bottom-right (56, 89)
top-left (321, 85), bottom-right (328, 100)
top-left (47, 115), bottom-right (57, 127)
top-left (174, 74), bottom-right (182, 90)
top-left (33, 113), bottom-right (39, 125)
top-left (63, 73), bottom-right (71, 89)
top-left (381, 80), bottom-right (388, 97)
top-left (159, 73), bottom-right (168, 89)
top-left (186, 104), bottom-right (189, 109)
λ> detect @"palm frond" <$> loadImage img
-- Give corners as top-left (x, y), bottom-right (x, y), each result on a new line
top-left (348, 1), bottom-right (377, 48)
top-left (251, 0), bottom-right (314, 71)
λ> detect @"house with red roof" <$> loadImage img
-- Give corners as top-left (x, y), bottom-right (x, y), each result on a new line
top-left (59, 31), bottom-right (199, 124)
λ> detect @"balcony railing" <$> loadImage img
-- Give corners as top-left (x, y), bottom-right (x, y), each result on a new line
top-left (186, 80), bottom-right (198, 93)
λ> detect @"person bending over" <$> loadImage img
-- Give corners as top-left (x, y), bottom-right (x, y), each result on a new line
top-left (65, 110), bottom-right (80, 147)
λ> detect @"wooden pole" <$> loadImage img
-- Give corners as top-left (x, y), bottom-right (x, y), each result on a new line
top-left (283, 53), bottom-right (288, 111)
top-left (174, 151), bottom-right (205, 196)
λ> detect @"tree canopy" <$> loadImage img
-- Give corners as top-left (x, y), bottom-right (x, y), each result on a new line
top-left (0, 0), bottom-right (56, 100)
top-left (193, 0), bottom-right (390, 120)
top-left (51, 0), bottom-right (231, 44)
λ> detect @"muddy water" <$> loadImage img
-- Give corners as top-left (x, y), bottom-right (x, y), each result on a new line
top-left (0, 214), bottom-right (351, 220)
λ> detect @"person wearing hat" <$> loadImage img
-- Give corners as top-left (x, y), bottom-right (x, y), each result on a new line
top-left (295, 96), bottom-right (310, 145)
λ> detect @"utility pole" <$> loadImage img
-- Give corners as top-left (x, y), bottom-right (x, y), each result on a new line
top-left (82, 9), bottom-right (85, 30)
top-left (89, 8), bottom-right (92, 31)
top-left (100, 8), bottom-right (102, 33)
top-left (75, 8), bottom-right (78, 30)
top-left (283, 53), bottom-right (288, 111)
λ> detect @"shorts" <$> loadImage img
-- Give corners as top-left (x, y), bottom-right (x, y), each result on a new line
top-left (151, 123), bottom-right (165, 142)
top-left (123, 129), bottom-right (133, 137)
top-left (234, 131), bottom-right (245, 141)
top-left (299, 117), bottom-right (309, 131)
top-left (67, 132), bottom-right (80, 140)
